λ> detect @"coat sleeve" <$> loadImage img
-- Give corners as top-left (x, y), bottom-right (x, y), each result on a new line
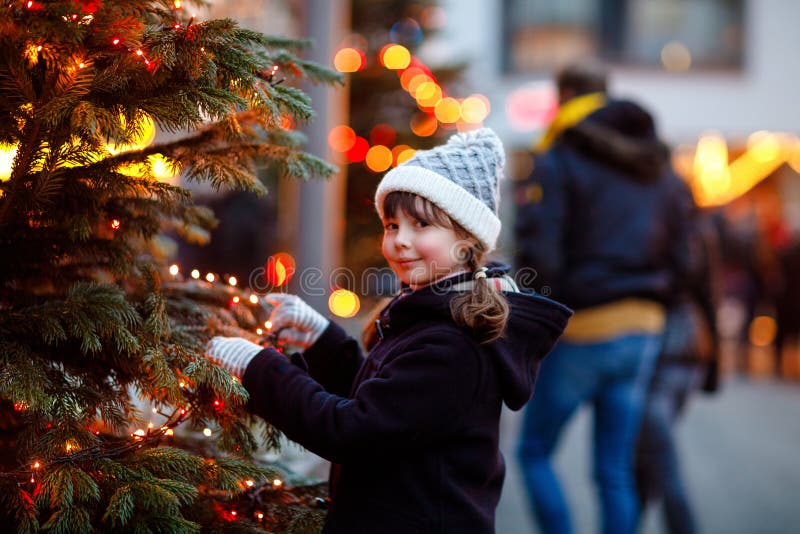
top-left (241, 329), bottom-right (482, 464)
top-left (514, 152), bottom-right (568, 294)
top-left (300, 322), bottom-right (365, 397)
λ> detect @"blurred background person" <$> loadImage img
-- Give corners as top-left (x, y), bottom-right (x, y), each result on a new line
top-left (514, 63), bottom-right (694, 534)
top-left (635, 209), bottom-right (722, 534)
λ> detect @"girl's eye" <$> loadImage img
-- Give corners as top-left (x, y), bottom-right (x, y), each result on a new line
top-left (415, 220), bottom-right (429, 228)
top-left (384, 222), bottom-right (398, 231)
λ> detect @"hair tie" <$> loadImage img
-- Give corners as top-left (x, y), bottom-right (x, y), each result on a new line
top-left (473, 267), bottom-right (488, 280)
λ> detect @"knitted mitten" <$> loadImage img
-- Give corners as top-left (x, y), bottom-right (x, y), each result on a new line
top-left (265, 293), bottom-right (330, 350)
top-left (205, 337), bottom-right (263, 378)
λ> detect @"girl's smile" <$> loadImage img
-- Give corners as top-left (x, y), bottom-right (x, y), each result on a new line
top-left (382, 208), bottom-right (468, 289)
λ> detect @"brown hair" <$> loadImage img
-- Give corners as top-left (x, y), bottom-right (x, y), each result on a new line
top-left (366, 191), bottom-right (509, 345)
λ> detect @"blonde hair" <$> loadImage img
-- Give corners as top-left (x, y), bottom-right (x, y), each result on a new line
top-left (366, 191), bottom-right (509, 345)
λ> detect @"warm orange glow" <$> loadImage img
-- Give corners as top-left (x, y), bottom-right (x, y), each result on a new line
top-left (365, 145), bottom-right (393, 172)
top-left (169, 264), bottom-right (179, 276)
top-left (328, 125), bottom-right (357, 152)
top-left (0, 143), bottom-right (17, 181)
top-left (749, 315), bottom-right (777, 347)
top-left (381, 44), bottom-right (411, 70)
top-left (191, 269), bottom-right (200, 279)
top-left (334, 47), bottom-right (365, 73)
top-left (329, 289), bottom-right (360, 318)
top-left (205, 273), bottom-right (215, 283)
top-left (392, 145), bottom-right (413, 166)
top-left (434, 97), bottom-right (461, 124)
top-left (400, 67), bottom-right (425, 91)
top-left (461, 95), bottom-right (490, 123)
top-left (110, 219), bottom-right (121, 230)
top-left (266, 252), bottom-right (296, 287)
top-left (407, 73), bottom-right (433, 96)
top-left (228, 276), bottom-right (237, 286)
top-left (410, 113), bottom-right (437, 137)
top-left (414, 81), bottom-right (442, 108)
top-left (272, 479), bottom-right (283, 488)
top-left (106, 115), bottom-right (156, 155)
top-left (249, 294), bottom-right (259, 304)
top-left (747, 131), bottom-right (782, 163)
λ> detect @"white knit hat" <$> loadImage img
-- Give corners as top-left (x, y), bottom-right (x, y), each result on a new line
top-left (374, 128), bottom-right (505, 252)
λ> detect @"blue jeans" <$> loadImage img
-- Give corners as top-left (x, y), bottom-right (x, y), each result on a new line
top-left (635, 362), bottom-right (702, 534)
top-left (517, 333), bottom-right (660, 534)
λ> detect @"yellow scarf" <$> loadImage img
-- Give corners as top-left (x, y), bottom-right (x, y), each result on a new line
top-left (534, 92), bottom-right (607, 152)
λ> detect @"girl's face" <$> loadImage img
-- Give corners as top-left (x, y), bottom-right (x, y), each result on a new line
top-left (381, 205), bottom-right (469, 289)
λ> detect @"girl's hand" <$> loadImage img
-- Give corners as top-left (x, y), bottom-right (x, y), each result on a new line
top-left (205, 336), bottom-right (264, 378)
top-left (266, 293), bottom-right (330, 350)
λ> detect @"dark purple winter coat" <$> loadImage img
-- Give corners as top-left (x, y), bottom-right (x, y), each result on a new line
top-left (242, 271), bottom-right (571, 533)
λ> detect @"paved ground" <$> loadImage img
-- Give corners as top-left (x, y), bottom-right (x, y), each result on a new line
top-left (496, 377), bottom-right (800, 533)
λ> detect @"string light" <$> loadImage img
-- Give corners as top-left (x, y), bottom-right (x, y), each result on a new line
top-left (264, 321), bottom-right (272, 329)
top-left (232, 296), bottom-right (240, 304)
top-left (32, 461), bottom-right (40, 469)
top-left (174, 0), bottom-right (182, 8)
top-left (272, 478), bottom-right (283, 488)
top-left (190, 269), bottom-right (200, 279)
top-left (257, 512), bottom-right (264, 520)
top-left (248, 294), bottom-right (258, 304)
top-left (205, 273), bottom-right (215, 283)
top-left (202, 428), bottom-right (212, 437)
top-left (245, 479), bottom-right (254, 487)
top-left (228, 276), bottom-right (237, 286)
top-left (112, 38), bottom-right (120, 46)
top-left (256, 328), bottom-right (263, 335)
top-left (169, 264), bottom-right (179, 276)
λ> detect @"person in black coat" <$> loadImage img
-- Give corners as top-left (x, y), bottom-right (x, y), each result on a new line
top-left (514, 64), bottom-right (693, 534)
top-left (205, 129), bottom-right (571, 533)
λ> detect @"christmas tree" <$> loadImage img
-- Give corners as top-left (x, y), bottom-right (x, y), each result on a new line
top-left (0, 0), bottom-right (339, 531)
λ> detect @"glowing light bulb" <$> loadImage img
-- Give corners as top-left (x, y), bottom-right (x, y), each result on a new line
top-left (228, 276), bottom-right (237, 286)
top-left (249, 294), bottom-right (259, 304)
top-left (272, 479), bottom-right (283, 488)
top-left (205, 273), bottom-right (215, 283)
top-left (232, 296), bottom-right (240, 304)
top-left (202, 428), bottom-right (212, 437)
top-left (169, 264), bottom-right (179, 276)
top-left (191, 269), bottom-right (200, 279)
top-left (265, 321), bottom-right (272, 329)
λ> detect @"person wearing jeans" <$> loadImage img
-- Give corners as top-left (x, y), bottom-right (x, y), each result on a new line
top-left (519, 334), bottom-right (661, 533)
top-left (514, 63), bottom-right (694, 534)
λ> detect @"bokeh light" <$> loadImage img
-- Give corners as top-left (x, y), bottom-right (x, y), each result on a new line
top-left (400, 67), bottom-right (425, 91)
top-left (334, 47), bottom-right (365, 73)
top-left (414, 81), bottom-right (442, 108)
top-left (390, 17), bottom-right (423, 45)
top-left (661, 41), bottom-right (692, 72)
top-left (410, 113), bottom-right (437, 137)
top-left (365, 145), bottom-right (393, 172)
top-left (460, 94), bottom-right (490, 124)
top-left (328, 125), bottom-right (357, 153)
top-left (381, 44), bottom-right (411, 70)
top-left (328, 288), bottom-right (360, 318)
top-left (392, 145), bottom-right (416, 166)
top-left (749, 315), bottom-right (777, 347)
top-left (346, 136), bottom-right (370, 162)
top-left (434, 97), bottom-right (461, 124)
top-left (370, 123), bottom-right (397, 146)
top-left (106, 115), bottom-right (156, 155)
top-left (748, 131), bottom-right (781, 163)
top-left (505, 83), bottom-right (558, 132)
top-left (411, 113), bottom-right (439, 137)
top-left (265, 252), bottom-right (296, 287)
top-left (0, 143), bottom-right (18, 180)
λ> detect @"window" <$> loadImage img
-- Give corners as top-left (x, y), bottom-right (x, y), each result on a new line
top-left (502, 0), bottom-right (744, 73)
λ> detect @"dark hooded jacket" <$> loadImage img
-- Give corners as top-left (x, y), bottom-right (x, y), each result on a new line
top-left (242, 269), bottom-right (571, 533)
top-left (514, 99), bottom-right (694, 310)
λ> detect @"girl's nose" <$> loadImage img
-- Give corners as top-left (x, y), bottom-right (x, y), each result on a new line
top-left (395, 225), bottom-right (412, 248)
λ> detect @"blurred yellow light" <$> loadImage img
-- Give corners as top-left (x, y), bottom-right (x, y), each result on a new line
top-left (365, 145), bottom-right (393, 172)
top-left (661, 41), bottom-right (692, 72)
top-left (400, 67), bottom-right (425, 91)
top-left (789, 138), bottom-right (800, 173)
top-left (415, 82), bottom-right (442, 108)
top-left (169, 264), bottom-right (179, 276)
top-left (0, 143), bottom-right (18, 181)
top-left (460, 95), bottom-right (490, 123)
top-left (749, 315), bottom-right (777, 347)
top-left (391, 144), bottom-right (413, 166)
top-left (434, 97), bottom-right (461, 124)
top-left (249, 294), bottom-right (259, 304)
top-left (396, 148), bottom-right (416, 165)
top-left (228, 276), bottom-right (237, 286)
top-left (149, 154), bottom-right (179, 184)
top-left (747, 131), bottom-right (781, 163)
top-left (334, 47), bottom-right (364, 73)
top-left (106, 115), bottom-right (156, 155)
top-left (410, 113), bottom-right (437, 137)
top-left (205, 273), bottom-right (215, 283)
top-left (329, 288), bottom-right (360, 318)
top-left (191, 269), bottom-right (200, 279)
top-left (202, 428), bottom-right (212, 437)
top-left (328, 125), bottom-right (357, 153)
top-left (381, 44), bottom-right (411, 70)
top-left (407, 73), bottom-right (432, 96)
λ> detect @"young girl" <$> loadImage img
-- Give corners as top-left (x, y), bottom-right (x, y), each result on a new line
top-left (206, 128), bottom-right (571, 533)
